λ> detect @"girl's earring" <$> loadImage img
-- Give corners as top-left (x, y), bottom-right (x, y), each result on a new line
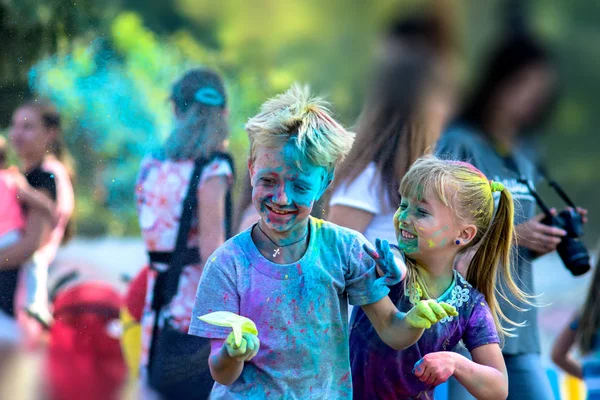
top-left (455, 239), bottom-right (460, 245)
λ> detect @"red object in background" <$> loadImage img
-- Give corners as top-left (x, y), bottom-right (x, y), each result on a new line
top-left (47, 282), bottom-right (126, 400)
top-left (125, 266), bottom-right (149, 322)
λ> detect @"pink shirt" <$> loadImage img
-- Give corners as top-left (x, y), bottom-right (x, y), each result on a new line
top-left (0, 170), bottom-right (25, 236)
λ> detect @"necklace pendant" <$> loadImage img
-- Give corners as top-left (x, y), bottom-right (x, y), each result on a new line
top-left (273, 248), bottom-right (281, 257)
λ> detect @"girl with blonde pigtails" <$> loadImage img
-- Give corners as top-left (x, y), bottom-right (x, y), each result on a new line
top-left (350, 156), bottom-right (534, 400)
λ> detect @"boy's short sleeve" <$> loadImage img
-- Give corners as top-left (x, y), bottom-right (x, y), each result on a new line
top-left (462, 294), bottom-right (501, 351)
top-left (344, 234), bottom-right (390, 306)
top-left (188, 254), bottom-right (240, 339)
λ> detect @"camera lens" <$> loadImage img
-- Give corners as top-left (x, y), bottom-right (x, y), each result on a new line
top-left (557, 238), bottom-right (591, 276)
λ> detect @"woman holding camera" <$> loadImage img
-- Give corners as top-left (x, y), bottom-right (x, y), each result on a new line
top-left (437, 34), bottom-right (587, 400)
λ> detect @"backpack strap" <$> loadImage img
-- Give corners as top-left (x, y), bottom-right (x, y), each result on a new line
top-left (150, 157), bottom-right (209, 312)
top-left (149, 152), bottom-right (235, 312)
top-left (212, 151), bottom-right (236, 239)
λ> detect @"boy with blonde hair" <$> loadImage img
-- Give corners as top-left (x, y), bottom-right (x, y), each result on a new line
top-left (189, 85), bottom-right (456, 398)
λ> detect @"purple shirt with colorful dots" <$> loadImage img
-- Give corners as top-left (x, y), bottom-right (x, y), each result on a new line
top-left (350, 270), bottom-right (500, 399)
top-left (189, 217), bottom-right (389, 399)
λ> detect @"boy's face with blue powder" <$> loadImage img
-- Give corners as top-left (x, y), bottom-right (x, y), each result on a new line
top-left (249, 140), bottom-right (330, 237)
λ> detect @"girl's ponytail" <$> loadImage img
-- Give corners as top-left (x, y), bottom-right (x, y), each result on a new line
top-left (467, 184), bottom-right (530, 340)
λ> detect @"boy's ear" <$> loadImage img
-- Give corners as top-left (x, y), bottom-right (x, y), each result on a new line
top-left (316, 170), bottom-right (334, 200)
top-left (247, 157), bottom-right (254, 178)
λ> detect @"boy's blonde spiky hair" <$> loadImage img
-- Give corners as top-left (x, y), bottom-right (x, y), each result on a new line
top-left (245, 84), bottom-right (355, 171)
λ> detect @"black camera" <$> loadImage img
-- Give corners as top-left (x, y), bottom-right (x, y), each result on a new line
top-left (520, 178), bottom-right (590, 276)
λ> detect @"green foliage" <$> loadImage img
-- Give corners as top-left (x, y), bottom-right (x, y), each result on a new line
top-left (5, 0), bottom-right (599, 243)
top-left (27, 2), bottom-right (401, 236)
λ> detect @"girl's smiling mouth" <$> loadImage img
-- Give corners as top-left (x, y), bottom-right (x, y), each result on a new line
top-left (400, 229), bottom-right (417, 239)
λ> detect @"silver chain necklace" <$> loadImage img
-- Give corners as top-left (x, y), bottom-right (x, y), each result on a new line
top-left (256, 223), bottom-right (309, 258)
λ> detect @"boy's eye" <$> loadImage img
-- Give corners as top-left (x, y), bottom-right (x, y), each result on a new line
top-left (295, 185), bottom-right (310, 193)
top-left (260, 177), bottom-right (276, 185)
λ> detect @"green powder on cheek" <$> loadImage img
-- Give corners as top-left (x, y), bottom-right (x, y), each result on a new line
top-left (432, 226), bottom-right (449, 237)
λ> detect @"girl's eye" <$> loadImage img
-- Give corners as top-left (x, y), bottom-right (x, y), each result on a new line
top-left (295, 185), bottom-right (309, 193)
top-left (399, 203), bottom-right (408, 210)
top-left (417, 208), bottom-right (429, 216)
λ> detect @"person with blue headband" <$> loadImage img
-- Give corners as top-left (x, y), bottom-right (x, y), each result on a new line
top-left (128, 68), bottom-right (235, 399)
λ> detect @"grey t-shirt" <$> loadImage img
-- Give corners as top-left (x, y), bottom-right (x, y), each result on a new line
top-left (188, 217), bottom-right (390, 399)
top-left (436, 123), bottom-right (541, 355)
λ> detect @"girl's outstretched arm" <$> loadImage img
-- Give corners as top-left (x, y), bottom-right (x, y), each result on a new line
top-left (360, 297), bottom-right (422, 350)
top-left (414, 344), bottom-right (508, 400)
top-left (361, 297), bottom-right (457, 350)
top-left (360, 239), bottom-right (457, 350)
top-left (551, 317), bottom-right (582, 378)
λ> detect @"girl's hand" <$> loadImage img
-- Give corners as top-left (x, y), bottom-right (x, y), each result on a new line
top-left (224, 332), bottom-right (260, 362)
top-left (363, 238), bottom-right (404, 286)
top-left (413, 352), bottom-right (457, 386)
top-left (405, 299), bottom-right (457, 329)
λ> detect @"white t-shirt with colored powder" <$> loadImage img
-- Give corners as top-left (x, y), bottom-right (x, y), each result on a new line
top-left (329, 163), bottom-right (397, 245)
top-left (189, 217), bottom-right (389, 399)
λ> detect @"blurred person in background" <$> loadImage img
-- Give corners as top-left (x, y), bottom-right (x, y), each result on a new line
top-left (134, 68), bottom-right (234, 399)
top-left (328, 13), bottom-right (459, 399)
top-left (1, 100), bottom-right (75, 345)
top-left (552, 256), bottom-right (600, 400)
top-left (0, 136), bottom-right (56, 341)
top-left (328, 13), bottom-right (456, 255)
top-left (437, 33), bottom-right (588, 400)
top-left (237, 12), bottom-right (459, 238)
